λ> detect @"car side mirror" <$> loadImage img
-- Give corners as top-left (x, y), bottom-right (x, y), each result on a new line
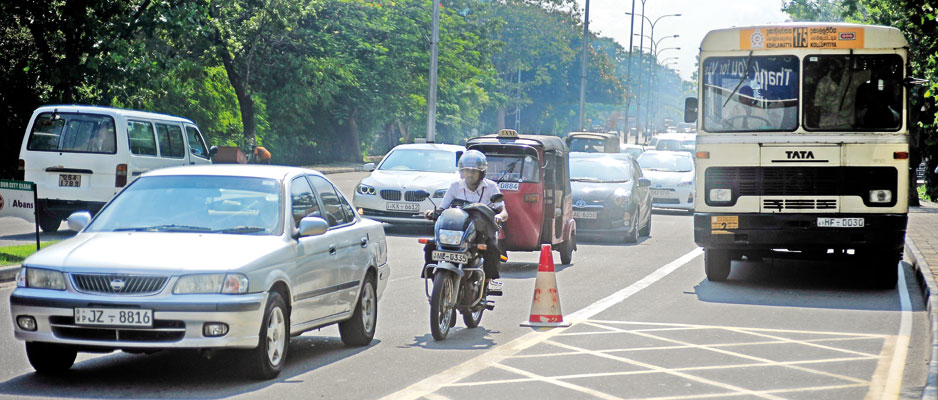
top-left (208, 146), bottom-right (219, 158)
top-left (684, 97), bottom-right (698, 124)
top-left (67, 211), bottom-right (92, 232)
top-left (363, 162), bottom-right (376, 172)
top-left (490, 193), bottom-right (504, 203)
top-left (297, 216), bottom-right (329, 237)
top-left (413, 190), bottom-right (431, 201)
top-left (638, 178), bottom-right (652, 188)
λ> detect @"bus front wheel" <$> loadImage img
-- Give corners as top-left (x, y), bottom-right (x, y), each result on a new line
top-left (704, 249), bottom-right (732, 282)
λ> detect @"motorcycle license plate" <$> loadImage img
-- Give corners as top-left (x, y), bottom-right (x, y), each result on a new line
top-left (432, 251), bottom-right (468, 264)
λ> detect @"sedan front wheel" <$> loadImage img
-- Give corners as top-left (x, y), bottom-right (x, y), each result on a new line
top-left (243, 291), bottom-right (290, 380)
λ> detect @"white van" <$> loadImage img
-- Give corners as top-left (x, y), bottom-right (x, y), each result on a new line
top-left (18, 105), bottom-right (213, 232)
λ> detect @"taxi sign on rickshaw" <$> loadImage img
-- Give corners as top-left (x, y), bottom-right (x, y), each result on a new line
top-left (497, 129), bottom-right (519, 138)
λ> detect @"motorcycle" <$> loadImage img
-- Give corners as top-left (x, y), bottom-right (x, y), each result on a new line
top-left (414, 190), bottom-right (504, 341)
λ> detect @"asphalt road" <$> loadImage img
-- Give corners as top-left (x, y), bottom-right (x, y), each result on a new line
top-left (0, 171), bottom-right (930, 399)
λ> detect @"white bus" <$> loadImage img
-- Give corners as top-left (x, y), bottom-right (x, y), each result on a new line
top-left (685, 23), bottom-right (912, 288)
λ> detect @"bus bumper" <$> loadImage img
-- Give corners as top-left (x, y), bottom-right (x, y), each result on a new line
top-left (693, 213), bottom-right (907, 251)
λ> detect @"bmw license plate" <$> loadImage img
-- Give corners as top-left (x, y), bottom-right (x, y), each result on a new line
top-left (74, 308), bottom-right (153, 327)
top-left (58, 174), bottom-right (81, 187)
top-left (431, 251), bottom-right (468, 264)
top-left (386, 202), bottom-right (419, 212)
top-left (817, 217), bottom-right (864, 228)
top-left (573, 211), bottom-right (598, 219)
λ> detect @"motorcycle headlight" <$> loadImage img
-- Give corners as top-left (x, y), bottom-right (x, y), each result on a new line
top-left (356, 184), bottom-right (376, 195)
top-left (438, 229), bottom-right (464, 246)
top-left (174, 273), bottom-right (249, 294)
top-left (22, 267), bottom-right (66, 290)
top-left (433, 189), bottom-right (447, 198)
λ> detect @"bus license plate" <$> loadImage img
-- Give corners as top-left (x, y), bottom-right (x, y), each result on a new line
top-left (74, 308), bottom-right (153, 327)
top-left (59, 174), bottom-right (81, 187)
top-left (573, 211), bottom-right (598, 219)
top-left (431, 251), bottom-right (468, 264)
top-left (817, 217), bottom-right (864, 228)
top-left (386, 202), bottom-right (419, 212)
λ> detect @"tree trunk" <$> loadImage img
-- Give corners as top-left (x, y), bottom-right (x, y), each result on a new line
top-left (495, 108), bottom-right (506, 131)
top-left (397, 119), bottom-right (409, 143)
top-left (345, 108), bottom-right (362, 162)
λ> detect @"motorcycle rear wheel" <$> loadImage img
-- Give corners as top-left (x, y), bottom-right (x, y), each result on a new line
top-left (430, 272), bottom-right (456, 341)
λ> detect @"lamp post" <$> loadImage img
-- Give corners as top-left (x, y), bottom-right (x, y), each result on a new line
top-left (578, 0), bottom-right (591, 131)
top-left (625, 11), bottom-right (680, 142)
top-left (426, 0), bottom-right (441, 143)
top-left (623, 0), bottom-right (638, 143)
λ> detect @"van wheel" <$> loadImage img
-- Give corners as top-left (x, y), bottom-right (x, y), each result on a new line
top-left (704, 249), bottom-right (732, 282)
top-left (339, 274), bottom-right (377, 346)
top-left (26, 342), bottom-right (77, 374)
top-left (38, 214), bottom-right (61, 233)
top-left (243, 291), bottom-right (289, 380)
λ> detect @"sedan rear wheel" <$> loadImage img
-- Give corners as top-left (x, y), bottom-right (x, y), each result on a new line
top-left (339, 273), bottom-right (378, 346)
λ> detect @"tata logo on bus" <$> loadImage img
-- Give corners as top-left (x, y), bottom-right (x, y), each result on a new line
top-left (785, 151), bottom-right (815, 160)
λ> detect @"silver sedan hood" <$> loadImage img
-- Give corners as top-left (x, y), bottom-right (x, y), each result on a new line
top-left (360, 170), bottom-right (458, 192)
top-left (23, 232), bottom-right (290, 274)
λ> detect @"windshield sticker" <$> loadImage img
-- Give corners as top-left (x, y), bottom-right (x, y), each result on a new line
top-left (740, 27), bottom-right (865, 50)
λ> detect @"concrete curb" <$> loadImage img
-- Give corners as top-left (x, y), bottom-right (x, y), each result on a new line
top-left (0, 264), bottom-right (20, 283)
top-left (904, 236), bottom-right (938, 399)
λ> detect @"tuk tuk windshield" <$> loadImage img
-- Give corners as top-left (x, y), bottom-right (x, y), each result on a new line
top-left (486, 154), bottom-right (540, 183)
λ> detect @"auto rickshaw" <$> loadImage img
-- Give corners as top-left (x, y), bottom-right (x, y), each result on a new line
top-left (564, 132), bottom-right (620, 153)
top-left (466, 129), bottom-right (577, 264)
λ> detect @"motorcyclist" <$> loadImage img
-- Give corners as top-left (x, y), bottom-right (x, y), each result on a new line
top-left (424, 150), bottom-right (508, 291)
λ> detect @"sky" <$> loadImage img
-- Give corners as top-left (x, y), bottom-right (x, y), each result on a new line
top-left (576, 0), bottom-right (792, 81)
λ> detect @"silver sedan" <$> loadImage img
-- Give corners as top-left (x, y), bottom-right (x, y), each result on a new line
top-left (9, 165), bottom-right (389, 379)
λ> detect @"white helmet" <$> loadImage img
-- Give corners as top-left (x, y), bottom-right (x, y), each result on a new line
top-left (458, 150), bottom-right (487, 183)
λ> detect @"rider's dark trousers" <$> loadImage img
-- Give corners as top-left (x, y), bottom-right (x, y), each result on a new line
top-left (423, 237), bottom-right (500, 280)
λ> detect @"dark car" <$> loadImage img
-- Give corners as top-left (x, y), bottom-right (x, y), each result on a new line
top-left (565, 132), bottom-right (621, 153)
top-left (569, 154), bottom-right (652, 243)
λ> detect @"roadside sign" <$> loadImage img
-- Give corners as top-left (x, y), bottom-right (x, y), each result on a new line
top-left (0, 179), bottom-right (40, 250)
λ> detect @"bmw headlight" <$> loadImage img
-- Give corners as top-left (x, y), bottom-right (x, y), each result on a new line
top-left (174, 273), bottom-right (249, 294)
top-left (356, 184), bottom-right (376, 195)
top-left (438, 229), bottom-right (464, 246)
top-left (433, 189), bottom-right (447, 198)
top-left (19, 267), bottom-right (66, 290)
top-left (709, 188), bottom-right (732, 202)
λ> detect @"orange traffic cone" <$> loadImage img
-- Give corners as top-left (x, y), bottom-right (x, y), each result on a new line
top-left (521, 244), bottom-right (571, 328)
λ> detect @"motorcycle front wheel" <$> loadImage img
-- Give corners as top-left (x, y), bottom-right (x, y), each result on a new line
top-left (430, 271), bottom-right (456, 341)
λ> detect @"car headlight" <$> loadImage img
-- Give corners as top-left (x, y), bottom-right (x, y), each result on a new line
top-left (613, 193), bottom-right (629, 207)
top-left (869, 189), bottom-right (892, 204)
top-left (678, 180), bottom-right (695, 188)
top-left (438, 229), bottom-right (464, 246)
top-left (20, 267), bottom-right (66, 290)
top-left (356, 184), bottom-right (376, 195)
top-left (174, 273), bottom-right (249, 294)
top-left (433, 189), bottom-right (447, 198)
top-left (709, 188), bottom-right (732, 202)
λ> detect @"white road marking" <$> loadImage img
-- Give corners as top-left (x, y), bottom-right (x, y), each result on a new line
top-left (880, 262), bottom-right (913, 399)
top-left (492, 363), bottom-right (625, 400)
top-left (378, 247), bottom-right (704, 400)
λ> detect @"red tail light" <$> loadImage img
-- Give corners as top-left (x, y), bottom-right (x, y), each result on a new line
top-left (418, 238), bottom-right (429, 244)
top-left (894, 152), bottom-right (909, 160)
top-left (115, 164), bottom-right (128, 187)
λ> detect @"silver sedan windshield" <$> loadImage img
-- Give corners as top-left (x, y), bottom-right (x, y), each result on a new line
top-left (87, 175), bottom-right (282, 235)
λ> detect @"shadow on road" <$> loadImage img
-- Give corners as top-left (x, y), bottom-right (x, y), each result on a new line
top-left (404, 327), bottom-right (498, 350)
top-left (0, 336), bottom-right (378, 399)
top-left (691, 258), bottom-right (922, 312)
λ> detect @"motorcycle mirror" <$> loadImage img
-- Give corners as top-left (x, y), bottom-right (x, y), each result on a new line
top-left (490, 193), bottom-right (504, 203)
top-left (414, 190), bottom-right (431, 201)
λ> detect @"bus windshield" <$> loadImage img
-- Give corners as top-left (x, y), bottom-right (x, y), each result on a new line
top-left (702, 55), bottom-right (799, 132)
top-left (803, 54), bottom-right (903, 131)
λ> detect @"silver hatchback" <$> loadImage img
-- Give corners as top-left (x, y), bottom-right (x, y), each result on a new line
top-left (9, 165), bottom-right (389, 379)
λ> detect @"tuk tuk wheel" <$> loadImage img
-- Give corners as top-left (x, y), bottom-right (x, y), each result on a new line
top-left (559, 232), bottom-right (575, 265)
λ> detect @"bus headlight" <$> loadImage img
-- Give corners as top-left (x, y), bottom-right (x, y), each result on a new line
top-left (869, 190), bottom-right (892, 204)
top-left (709, 188), bottom-right (732, 202)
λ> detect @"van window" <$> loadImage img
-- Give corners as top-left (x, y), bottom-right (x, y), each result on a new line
top-left (186, 126), bottom-right (209, 159)
top-left (26, 113), bottom-right (116, 154)
top-left (128, 121), bottom-right (158, 156)
top-left (155, 123), bottom-right (186, 158)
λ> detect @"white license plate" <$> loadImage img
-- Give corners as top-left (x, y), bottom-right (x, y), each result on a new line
top-left (651, 189), bottom-right (673, 198)
top-left (58, 174), bottom-right (81, 187)
top-left (386, 202), bottom-right (419, 212)
top-left (74, 308), bottom-right (153, 327)
top-left (817, 217), bottom-right (865, 228)
top-left (498, 182), bottom-right (520, 191)
top-left (431, 251), bottom-right (469, 264)
top-left (573, 211), bottom-right (598, 219)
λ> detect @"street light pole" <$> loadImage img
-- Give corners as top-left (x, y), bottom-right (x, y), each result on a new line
top-left (578, 0), bottom-right (590, 131)
top-left (634, 0), bottom-right (646, 140)
top-left (425, 0), bottom-right (441, 143)
top-left (624, 0), bottom-right (637, 143)
top-left (626, 11), bottom-right (680, 140)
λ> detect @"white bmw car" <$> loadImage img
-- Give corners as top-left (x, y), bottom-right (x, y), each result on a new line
top-left (637, 150), bottom-right (696, 211)
top-left (353, 143), bottom-right (464, 224)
